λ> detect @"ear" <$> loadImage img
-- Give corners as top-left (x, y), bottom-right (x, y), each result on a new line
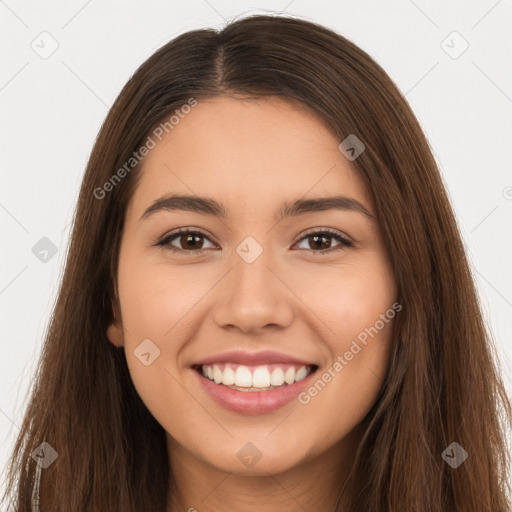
top-left (106, 289), bottom-right (124, 347)
top-left (107, 318), bottom-right (124, 347)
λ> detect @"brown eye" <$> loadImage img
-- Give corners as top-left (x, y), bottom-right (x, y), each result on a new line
top-left (178, 233), bottom-right (204, 250)
top-left (307, 234), bottom-right (332, 250)
top-left (294, 228), bottom-right (353, 254)
top-left (158, 229), bottom-right (216, 254)
top-left (156, 227), bottom-right (353, 256)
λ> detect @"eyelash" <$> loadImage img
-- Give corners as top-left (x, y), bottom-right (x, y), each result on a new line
top-left (155, 227), bottom-right (354, 256)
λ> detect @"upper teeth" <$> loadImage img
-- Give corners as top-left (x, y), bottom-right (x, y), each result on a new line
top-left (201, 363), bottom-right (312, 388)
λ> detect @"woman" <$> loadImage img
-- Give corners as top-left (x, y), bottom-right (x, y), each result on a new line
top-left (2, 13), bottom-right (511, 512)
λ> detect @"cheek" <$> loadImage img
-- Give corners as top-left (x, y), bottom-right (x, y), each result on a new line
top-left (118, 253), bottom-right (209, 336)
top-left (291, 256), bottom-right (396, 344)
top-left (292, 256), bottom-right (396, 408)
top-left (115, 253), bottom-right (192, 411)
top-left (295, 314), bottom-right (395, 447)
top-left (333, 274), bottom-right (396, 384)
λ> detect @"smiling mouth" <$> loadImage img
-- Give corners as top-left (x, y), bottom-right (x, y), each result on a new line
top-left (192, 363), bottom-right (319, 392)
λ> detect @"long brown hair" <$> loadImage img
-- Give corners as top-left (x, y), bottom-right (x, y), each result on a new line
top-left (2, 13), bottom-right (511, 512)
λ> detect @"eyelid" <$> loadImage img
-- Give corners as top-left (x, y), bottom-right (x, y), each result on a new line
top-left (294, 226), bottom-right (352, 244)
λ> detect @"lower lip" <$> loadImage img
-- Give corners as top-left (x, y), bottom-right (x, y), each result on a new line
top-left (193, 368), bottom-right (317, 415)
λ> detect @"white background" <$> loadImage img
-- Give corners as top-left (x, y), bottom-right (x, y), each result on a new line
top-left (1, 0), bottom-right (512, 498)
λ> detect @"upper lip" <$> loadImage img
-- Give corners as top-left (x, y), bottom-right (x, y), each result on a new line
top-left (192, 350), bottom-right (317, 368)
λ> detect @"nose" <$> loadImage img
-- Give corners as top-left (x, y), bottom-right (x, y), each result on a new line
top-left (212, 244), bottom-right (294, 334)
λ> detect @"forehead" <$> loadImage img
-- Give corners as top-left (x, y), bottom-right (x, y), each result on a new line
top-left (126, 96), bottom-right (373, 220)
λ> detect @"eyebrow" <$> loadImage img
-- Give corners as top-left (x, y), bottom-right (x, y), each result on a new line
top-left (140, 194), bottom-right (375, 222)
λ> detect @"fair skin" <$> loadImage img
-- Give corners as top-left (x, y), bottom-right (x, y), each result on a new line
top-left (107, 95), bottom-right (397, 511)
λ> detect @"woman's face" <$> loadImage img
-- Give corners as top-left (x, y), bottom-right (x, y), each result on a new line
top-left (107, 95), bottom-right (397, 476)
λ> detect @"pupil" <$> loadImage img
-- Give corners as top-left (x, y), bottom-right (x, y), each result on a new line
top-left (311, 235), bottom-right (330, 250)
top-left (180, 234), bottom-right (332, 250)
top-left (184, 234), bottom-right (201, 248)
